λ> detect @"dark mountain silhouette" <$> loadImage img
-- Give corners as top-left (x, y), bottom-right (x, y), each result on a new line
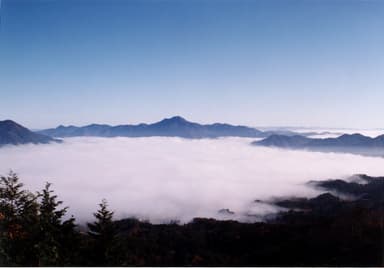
top-left (38, 116), bottom-right (267, 138)
top-left (275, 174), bottom-right (384, 214)
top-left (255, 133), bottom-right (384, 147)
top-left (254, 134), bottom-right (310, 147)
top-left (0, 120), bottom-right (60, 146)
top-left (253, 133), bottom-right (384, 156)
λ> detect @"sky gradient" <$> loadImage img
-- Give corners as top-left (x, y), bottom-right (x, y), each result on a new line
top-left (1, 0), bottom-right (383, 129)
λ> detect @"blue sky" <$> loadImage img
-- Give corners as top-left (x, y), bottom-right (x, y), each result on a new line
top-left (1, 0), bottom-right (383, 129)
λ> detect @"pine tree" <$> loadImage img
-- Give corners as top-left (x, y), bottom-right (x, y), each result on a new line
top-left (36, 182), bottom-right (76, 266)
top-left (87, 199), bottom-right (116, 265)
top-left (0, 171), bottom-right (39, 265)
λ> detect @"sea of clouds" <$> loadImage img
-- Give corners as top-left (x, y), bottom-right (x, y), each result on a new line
top-left (1, 137), bottom-right (384, 223)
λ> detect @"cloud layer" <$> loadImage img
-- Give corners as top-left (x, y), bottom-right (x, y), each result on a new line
top-left (1, 137), bottom-right (384, 223)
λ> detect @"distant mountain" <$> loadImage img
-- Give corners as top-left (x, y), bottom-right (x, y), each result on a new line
top-left (253, 133), bottom-right (384, 156)
top-left (254, 134), bottom-right (310, 148)
top-left (38, 116), bottom-right (267, 138)
top-left (0, 120), bottom-right (60, 146)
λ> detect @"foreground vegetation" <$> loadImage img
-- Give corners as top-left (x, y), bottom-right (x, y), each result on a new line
top-left (0, 172), bottom-right (383, 266)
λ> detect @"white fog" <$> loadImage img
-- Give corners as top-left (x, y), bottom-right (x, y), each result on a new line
top-left (1, 137), bottom-right (383, 223)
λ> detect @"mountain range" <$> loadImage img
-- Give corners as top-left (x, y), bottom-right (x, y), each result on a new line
top-left (0, 116), bottom-right (304, 146)
top-left (0, 120), bottom-right (60, 146)
top-left (37, 116), bottom-right (295, 139)
top-left (2, 117), bottom-right (384, 155)
top-left (253, 133), bottom-right (384, 156)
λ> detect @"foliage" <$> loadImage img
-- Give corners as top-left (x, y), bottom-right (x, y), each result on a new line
top-left (36, 182), bottom-right (77, 266)
top-left (0, 173), bottom-right (78, 266)
top-left (86, 199), bottom-right (117, 266)
top-left (0, 171), bottom-right (39, 265)
top-left (0, 172), bottom-right (383, 266)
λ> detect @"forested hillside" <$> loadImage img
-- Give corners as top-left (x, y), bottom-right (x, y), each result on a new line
top-left (0, 172), bottom-right (383, 266)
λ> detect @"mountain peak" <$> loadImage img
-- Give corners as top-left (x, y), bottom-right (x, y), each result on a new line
top-left (339, 133), bottom-right (367, 138)
top-left (37, 116), bottom-right (264, 138)
top-left (165, 116), bottom-right (188, 122)
top-left (0, 119), bottom-right (20, 126)
top-left (0, 119), bottom-right (59, 145)
top-left (0, 119), bottom-right (26, 131)
top-left (156, 116), bottom-right (190, 125)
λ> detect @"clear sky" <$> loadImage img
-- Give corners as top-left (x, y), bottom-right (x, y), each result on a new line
top-left (0, 0), bottom-right (383, 129)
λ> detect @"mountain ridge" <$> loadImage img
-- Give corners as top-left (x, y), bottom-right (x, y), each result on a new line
top-left (0, 120), bottom-right (60, 146)
top-left (37, 116), bottom-right (269, 138)
top-left (253, 133), bottom-right (384, 156)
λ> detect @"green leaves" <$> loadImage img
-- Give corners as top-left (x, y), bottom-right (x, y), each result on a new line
top-left (36, 182), bottom-right (74, 266)
top-left (0, 171), bottom-right (39, 265)
top-left (87, 199), bottom-right (117, 266)
top-left (88, 199), bottom-right (114, 236)
top-left (0, 172), bottom-right (76, 266)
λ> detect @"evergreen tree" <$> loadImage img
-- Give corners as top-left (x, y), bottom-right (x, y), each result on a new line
top-left (36, 182), bottom-right (77, 266)
top-left (87, 199), bottom-right (116, 265)
top-left (0, 171), bottom-right (39, 265)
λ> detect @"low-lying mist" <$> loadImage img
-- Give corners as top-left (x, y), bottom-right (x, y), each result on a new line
top-left (1, 137), bottom-right (384, 223)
